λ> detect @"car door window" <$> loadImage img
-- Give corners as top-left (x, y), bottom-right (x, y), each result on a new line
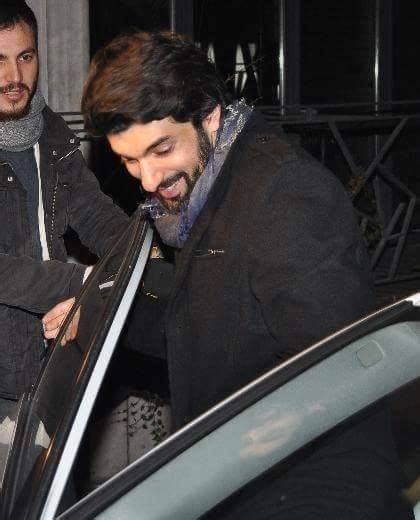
top-left (0, 398), bottom-right (20, 490)
top-left (204, 379), bottom-right (420, 520)
top-left (1, 214), bottom-right (152, 520)
top-left (390, 378), bottom-right (420, 518)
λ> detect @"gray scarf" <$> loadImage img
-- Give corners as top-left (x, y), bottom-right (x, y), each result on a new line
top-left (0, 87), bottom-right (45, 152)
top-left (144, 100), bottom-right (253, 248)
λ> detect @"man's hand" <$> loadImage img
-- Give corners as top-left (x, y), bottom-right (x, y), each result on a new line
top-left (42, 297), bottom-right (80, 346)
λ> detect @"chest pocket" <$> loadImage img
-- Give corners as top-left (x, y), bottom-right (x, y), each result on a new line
top-left (186, 248), bottom-right (227, 338)
top-left (188, 249), bottom-right (226, 298)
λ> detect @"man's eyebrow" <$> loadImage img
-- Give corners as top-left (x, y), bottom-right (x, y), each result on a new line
top-left (0, 47), bottom-right (37, 60)
top-left (120, 136), bottom-right (172, 161)
top-left (18, 47), bottom-right (37, 57)
top-left (144, 135), bottom-right (172, 155)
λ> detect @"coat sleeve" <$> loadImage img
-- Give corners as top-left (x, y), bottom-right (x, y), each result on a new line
top-left (248, 158), bottom-right (375, 359)
top-left (0, 253), bottom-right (85, 313)
top-left (64, 150), bottom-right (130, 258)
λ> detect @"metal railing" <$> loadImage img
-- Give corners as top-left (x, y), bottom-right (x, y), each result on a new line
top-left (262, 103), bottom-right (420, 285)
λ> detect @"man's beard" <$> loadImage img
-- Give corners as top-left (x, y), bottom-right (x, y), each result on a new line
top-left (0, 82), bottom-right (33, 121)
top-left (156, 125), bottom-right (213, 214)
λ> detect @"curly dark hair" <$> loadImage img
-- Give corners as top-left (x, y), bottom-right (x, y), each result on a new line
top-left (82, 31), bottom-right (231, 136)
top-left (0, 1), bottom-right (38, 46)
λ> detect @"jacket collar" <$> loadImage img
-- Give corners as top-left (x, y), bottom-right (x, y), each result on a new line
top-left (38, 106), bottom-right (80, 163)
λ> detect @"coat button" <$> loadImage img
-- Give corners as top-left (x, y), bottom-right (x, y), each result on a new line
top-left (7, 176), bottom-right (13, 182)
top-left (52, 150), bottom-right (58, 156)
top-left (70, 138), bottom-right (75, 144)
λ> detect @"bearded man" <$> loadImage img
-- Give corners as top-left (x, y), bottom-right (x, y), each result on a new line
top-left (73, 31), bottom-right (412, 518)
top-left (0, 0), bottom-right (128, 426)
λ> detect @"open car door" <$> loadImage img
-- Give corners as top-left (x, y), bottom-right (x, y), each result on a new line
top-left (0, 214), bottom-right (152, 520)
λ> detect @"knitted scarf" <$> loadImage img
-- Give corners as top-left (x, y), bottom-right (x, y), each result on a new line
top-left (143, 100), bottom-right (253, 248)
top-left (0, 87), bottom-right (45, 152)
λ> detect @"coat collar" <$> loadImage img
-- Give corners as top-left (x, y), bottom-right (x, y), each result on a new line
top-left (38, 106), bottom-right (80, 163)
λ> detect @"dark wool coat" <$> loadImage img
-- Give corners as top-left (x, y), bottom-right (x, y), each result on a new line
top-left (127, 111), bottom-right (411, 519)
top-left (165, 112), bottom-right (375, 426)
top-left (0, 106), bottom-right (128, 399)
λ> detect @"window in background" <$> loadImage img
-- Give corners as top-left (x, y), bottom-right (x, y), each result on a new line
top-left (194, 0), bottom-right (280, 106)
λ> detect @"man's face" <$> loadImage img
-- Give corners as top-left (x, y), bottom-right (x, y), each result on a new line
top-left (0, 22), bottom-right (38, 121)
top-left (107, 107), bottom-right (221, 213)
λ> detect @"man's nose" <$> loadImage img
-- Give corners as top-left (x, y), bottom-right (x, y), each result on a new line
top-left (139, 162), bottom-right (163, 193)
top-left (4, 61), bottom-right (23, 84)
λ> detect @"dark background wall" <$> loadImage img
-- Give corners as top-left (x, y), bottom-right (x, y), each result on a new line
top-left (90, 0), bottom-right (170, 55)
top-left (300, 1), bottom-right (375, 105)
top-left (394, 3), bottom-right (420, 101)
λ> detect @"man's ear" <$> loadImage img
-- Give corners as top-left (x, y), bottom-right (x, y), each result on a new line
top-left (203, 105), bottom-right (222, 135)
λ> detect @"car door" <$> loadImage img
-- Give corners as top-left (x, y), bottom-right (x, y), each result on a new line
top-left (0, 214), bottom-right (153, 520)
top-left (57, 294), bottom-right (420, 519)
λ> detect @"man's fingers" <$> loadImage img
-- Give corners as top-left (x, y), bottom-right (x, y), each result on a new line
top-left (66, 323), bottom-right (77, 341)
top-left (61, 321), bottom-right (77, 346)
top-left (44, 326), bottom-right (60, 339)
top-left (47, 318), bottom-right (75, 345)
top-left (43, 304), bottom-right (68, 323)
top-left (43, 313), bottom-right (66, 332)
top-left (58, 307), bottom-right (81, 346)
top-left (65, 309), bottom-right (81, 342)
top-left (42, 298), bottom-right (75, 326)
top-left (42, 298), bottom-right (79, 346)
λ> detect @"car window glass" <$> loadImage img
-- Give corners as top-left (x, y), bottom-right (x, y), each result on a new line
top-left (390, 379), bottom-right (420, 517)
top-left (0, 399), bottom-right (20, 490)
top-left (2, 216), bottom-right (150, 519)
top-left (200, 390), bottom-right (420, 520)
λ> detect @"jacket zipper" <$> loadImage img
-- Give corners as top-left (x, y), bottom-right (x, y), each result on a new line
top-left (48, 147), bottom-right (78, 257)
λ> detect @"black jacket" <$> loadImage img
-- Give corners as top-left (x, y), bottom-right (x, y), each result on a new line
top-left (127, 112), bottom-right (410, 519)
top-left (160, 112), bottom-right (375, 426)
top-left (0, 106), bottom-right (128, 399)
